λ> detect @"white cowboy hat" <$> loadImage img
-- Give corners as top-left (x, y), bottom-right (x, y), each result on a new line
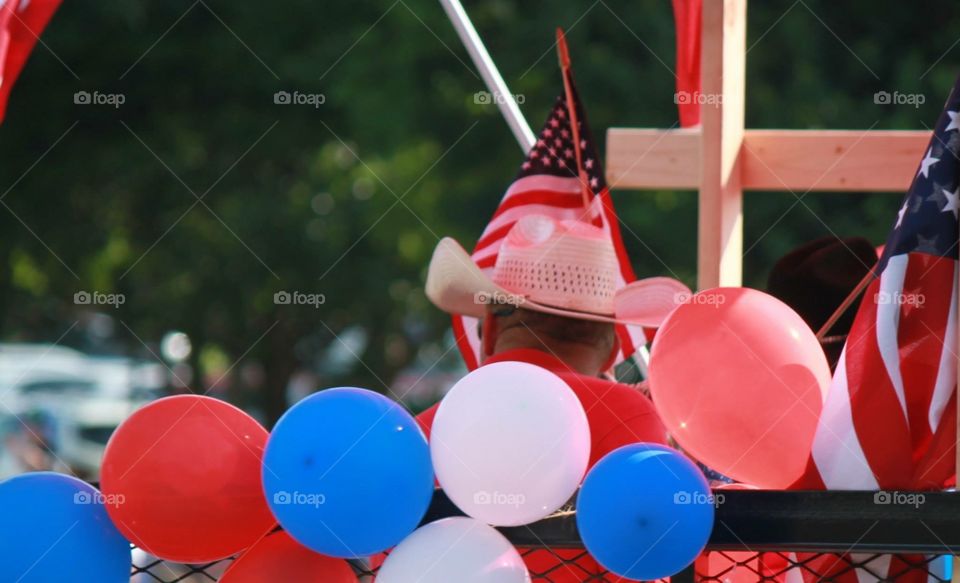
top-left (426, 214), bottom-right (691, 327)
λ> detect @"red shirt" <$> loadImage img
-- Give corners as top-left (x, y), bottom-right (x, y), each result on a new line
top-left (416, 347), bottom-right (668, 468)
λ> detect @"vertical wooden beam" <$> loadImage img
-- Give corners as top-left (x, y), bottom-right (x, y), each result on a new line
top-left (697, 0), bottom-right (746, 289)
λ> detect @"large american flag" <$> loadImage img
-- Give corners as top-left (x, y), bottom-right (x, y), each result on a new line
top-left (787, 77), bottom-right (960, 583)
top-left (451, 65), bottom-right (647, 371)
top-left (807, 78), bottom-right (960, 492)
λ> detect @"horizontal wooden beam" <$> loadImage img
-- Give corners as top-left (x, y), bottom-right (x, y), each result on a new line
top-left (606, 128), bottom-right (930, 193)
top-left (743, 130), bottom-right (930, 192)
top-left (606, 128), bottom-right (701, 190)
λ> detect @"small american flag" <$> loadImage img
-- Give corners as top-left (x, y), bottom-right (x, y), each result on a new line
top-left (788, 76), bottom-right (960, 583)
top-left (452, 39), bottom-right (646, 371)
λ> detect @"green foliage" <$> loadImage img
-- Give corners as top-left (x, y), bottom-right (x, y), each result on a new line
top-left (0, 0), bottom-right (956, 419)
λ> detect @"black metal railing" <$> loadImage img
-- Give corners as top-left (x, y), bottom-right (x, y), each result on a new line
top-left (129, 490), bottom-right (960, 582)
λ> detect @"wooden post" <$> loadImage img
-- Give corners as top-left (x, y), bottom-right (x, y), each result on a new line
top-left (697, 0), bottom-right (746, 290)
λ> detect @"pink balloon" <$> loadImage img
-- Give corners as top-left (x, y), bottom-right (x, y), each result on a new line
top-left (649, 287), bottom-right (830, 488)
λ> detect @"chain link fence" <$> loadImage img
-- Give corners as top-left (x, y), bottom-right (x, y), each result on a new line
top-left (127, 545), bottom-right (952, 582)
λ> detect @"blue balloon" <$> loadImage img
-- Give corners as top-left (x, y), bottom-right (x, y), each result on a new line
top-left (263, 388), bottom-right (434, 558)
top-left (0, 472), bottom-right (131, 582)
top-left (576, 443), bottom-right (714, 580)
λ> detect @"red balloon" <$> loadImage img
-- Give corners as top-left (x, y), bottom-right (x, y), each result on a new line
top-left (649, 287), bottom-right (830, 488)
top-left (101, 395), bottom-right (275, 562)
top-left (221, 531), bottom-right (357, 583)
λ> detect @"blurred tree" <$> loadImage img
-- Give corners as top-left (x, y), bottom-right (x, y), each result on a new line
top-left (0, 0), bottom-right (956, 422)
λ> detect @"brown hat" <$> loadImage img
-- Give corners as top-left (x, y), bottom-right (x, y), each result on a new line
top-left (766, 237), bottom-right (877, 366)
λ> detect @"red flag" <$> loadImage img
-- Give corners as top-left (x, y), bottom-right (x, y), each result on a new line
top-left (451, 30), bottom-right (647, 371)
top-left (0, 0), bottom-right (62, 124)
top-left (0, 2), bottom-right (16, 90)
top-left (671, 0), bottom-right (701, 127)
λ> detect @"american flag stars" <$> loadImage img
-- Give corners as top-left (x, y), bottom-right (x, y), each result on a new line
top-left (891, 106), bottom-right (960, 249)
top-left (881, 100), bottom-right (960, 267)
top-left (516, 96), bottom-right (607, 195)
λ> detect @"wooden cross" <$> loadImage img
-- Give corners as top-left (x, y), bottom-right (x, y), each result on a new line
top-left (604, 0), bottom-right (928, 290)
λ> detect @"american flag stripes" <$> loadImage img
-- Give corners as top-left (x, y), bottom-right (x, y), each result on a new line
top-left (451, 41), bottom-right (646, 371)
top-left (806, 77), bottom-right (960, 493)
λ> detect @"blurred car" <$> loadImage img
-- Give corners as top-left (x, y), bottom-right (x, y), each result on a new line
top-left (0, 343), bottom-right (166, 480)
top-left (47, 395), bottom-right (149, 479)
top-left (0, 344), bottom-right (96, 415)
top-left (0, 343), bottom-right (165, 413)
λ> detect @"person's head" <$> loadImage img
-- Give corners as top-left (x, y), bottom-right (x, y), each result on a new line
top-left (481, 303), bottom-right (618, 377)
top-left (425, 214), bottom-right (691, 375)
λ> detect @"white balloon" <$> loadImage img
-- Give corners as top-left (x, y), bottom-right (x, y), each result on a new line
top-left (377, 517), bottom-right (530, 583)
top-left (430, 361), bottom-right (590, 526)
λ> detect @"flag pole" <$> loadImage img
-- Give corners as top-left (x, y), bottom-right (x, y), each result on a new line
top-left (438, 0), bottom-right (536, 152)
top-left (815, 268), bottom-right (876, 341)
top-left (555, 28), bottom-right (651, 373)
top-left (556, 28), bottom-right (592, 210)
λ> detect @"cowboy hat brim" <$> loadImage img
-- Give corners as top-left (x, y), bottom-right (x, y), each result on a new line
top-left (425, 237), bottom-right (691, 327)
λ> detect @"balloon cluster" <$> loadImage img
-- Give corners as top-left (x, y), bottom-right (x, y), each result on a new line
top-left (382, 361), bottom-right (715, 582)
top-left (0, 355), bottom-right (732, 581)
top-left (0, 396), bottom-right (282, 582)
top-left (0, 391), bottom-right (422, 582)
